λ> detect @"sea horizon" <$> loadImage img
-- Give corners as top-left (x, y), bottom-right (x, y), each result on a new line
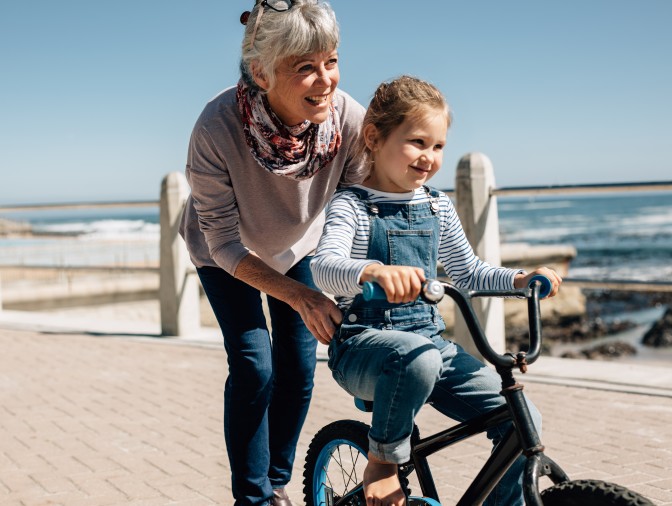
top-left (1, 191), bottom-right (671, 283)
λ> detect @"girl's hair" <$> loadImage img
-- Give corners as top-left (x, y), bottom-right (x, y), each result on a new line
top-left (360, 75), bottom-right (452, 170)
top-left (240, 0), bottom-right (339, 91)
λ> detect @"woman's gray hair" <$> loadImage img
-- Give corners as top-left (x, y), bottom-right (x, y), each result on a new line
top-left (240, 0), bottom-right (339, 91)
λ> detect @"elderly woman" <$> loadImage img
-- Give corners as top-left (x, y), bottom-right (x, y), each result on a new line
top-left (179, 1), bottom-right (364, 505)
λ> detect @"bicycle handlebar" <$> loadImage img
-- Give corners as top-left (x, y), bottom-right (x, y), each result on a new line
top-left (361, 276), bottom-right (551, 370)
top-left (362, 278), bottom-right (446, 302)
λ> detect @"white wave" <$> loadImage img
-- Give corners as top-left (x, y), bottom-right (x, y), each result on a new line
top-left (0, 236), bottom-right (159, 266)
top-left (569, 263), bottom-right (672, 283)
top-left (501, 226), bottom-right (584, 242)
top-left (499, 200), bottom-right (574, 212)
top-left (618, 212), bottom-right (672, 230)
top-left (34, 219), bottom-right (160, 240)
top-left (82, 220), bottom-right (160, 240)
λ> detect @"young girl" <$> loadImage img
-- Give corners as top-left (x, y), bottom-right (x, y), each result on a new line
top-left (310, 76), bottom-right (562, 506)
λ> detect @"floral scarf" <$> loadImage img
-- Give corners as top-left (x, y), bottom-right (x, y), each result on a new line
top-left (236, 80), bottom-right (342, 180)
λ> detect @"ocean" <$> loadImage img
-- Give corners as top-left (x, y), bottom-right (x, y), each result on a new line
top-left (0, 207), bottom-right (160, 268)
top-left (1, 192), bottom-right (670, 361)
top-left (498, 191), bottom-right (672, 283)
top-left (1, 191), bottom-right (670, 283)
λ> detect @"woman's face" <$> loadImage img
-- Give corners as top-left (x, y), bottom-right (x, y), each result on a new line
top-left (261, 50), bottom-right (340, 126)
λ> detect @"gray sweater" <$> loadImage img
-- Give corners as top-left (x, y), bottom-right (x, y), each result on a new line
top-left (179, 86), bottom-right (366, 275)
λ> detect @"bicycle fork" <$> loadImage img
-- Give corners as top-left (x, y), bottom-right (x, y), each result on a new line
top-left (499, 368), bottom-right (570, 506)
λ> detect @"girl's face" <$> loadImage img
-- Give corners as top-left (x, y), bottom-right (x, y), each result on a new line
top-left (256, 50), bottom-right (340, 126)
top-left (365, 108), bottom-right (448, 193)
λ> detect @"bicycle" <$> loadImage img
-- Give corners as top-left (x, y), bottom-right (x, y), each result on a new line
top-left (302, 277), bottom-right (654, 505)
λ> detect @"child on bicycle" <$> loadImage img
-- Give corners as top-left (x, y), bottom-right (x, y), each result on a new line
top-left (310, 75), bottom-right (562, 506)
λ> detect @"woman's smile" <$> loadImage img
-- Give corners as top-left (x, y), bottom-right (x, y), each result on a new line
top-left (306, 94), bottom-right (331, 105)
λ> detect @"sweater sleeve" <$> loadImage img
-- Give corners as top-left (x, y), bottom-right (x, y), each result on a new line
top-left (438, 195), bottom-right (520, 290)
top-left (310, 192), bottom-right (381, 297)
top-left (337, 94), bottom-right (367, 187)
top-left (185, 125), bottom-right (249, 275)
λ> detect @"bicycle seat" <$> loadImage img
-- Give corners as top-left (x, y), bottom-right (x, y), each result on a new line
top-left (354, 398), bottom-right (373, 412)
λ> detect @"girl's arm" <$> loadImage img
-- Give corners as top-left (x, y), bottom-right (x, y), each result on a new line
top-left (438, 195), bottom-right (562, 296)
top-left (438, 195), bottom-right (522, 290)
top-left (310, 193), bottom-right (381, 297)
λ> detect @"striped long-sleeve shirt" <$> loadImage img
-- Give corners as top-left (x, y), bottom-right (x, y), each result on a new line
top-left (310, 185), bottom-right (522, 310)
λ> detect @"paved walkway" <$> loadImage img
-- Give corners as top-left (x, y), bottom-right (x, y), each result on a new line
top-left (1, 309), bottom-right (672, 505)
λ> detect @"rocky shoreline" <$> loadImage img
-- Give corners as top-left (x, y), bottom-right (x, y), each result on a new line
top-left (507, 289), bottom-right (672, 359)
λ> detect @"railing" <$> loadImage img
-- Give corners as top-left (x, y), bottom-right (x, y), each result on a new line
top-left (492, 181), bottom-right (672, 196)
top-left (1, 160), bottom-right (671, 345)
top-left (0, 175), bottom-right (200, 336)
top-left (446, 170), bottom-right (672, 290)
top-left (0, 201), bottom-right (158, 213)
top-left (444, 153), bottom-right (672, 358)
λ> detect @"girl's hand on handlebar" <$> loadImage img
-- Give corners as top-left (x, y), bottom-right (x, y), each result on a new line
top-left (514, 267), bottom-right (563, 299)
top-left (360, 264), bottom-right (425, 304)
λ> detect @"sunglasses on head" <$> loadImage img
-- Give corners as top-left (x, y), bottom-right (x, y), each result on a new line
top-left (259, 0), bottom-right (292, 12)
top-left (240, 0), bottom-right (294, 47)
top-left (240, 1), bottom-right (293, 25)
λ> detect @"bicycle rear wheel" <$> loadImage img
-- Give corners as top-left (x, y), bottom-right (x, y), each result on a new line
top-left (541, 479), bottom-right (653, 505)
top-left (303, 419), bottom-right (370, 506)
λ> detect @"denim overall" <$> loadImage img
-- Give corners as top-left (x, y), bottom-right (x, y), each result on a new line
top-left (327, 186), bottom-right (540, 506)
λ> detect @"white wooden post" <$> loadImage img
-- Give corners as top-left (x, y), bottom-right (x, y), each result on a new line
top-left (453, 153), bottom-right (505, 359)
top-left (159, 172), bottom-right (200, 336)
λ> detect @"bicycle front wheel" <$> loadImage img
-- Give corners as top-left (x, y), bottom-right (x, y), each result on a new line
top-left (303, 419), bottom-right (370, 506)
top-left (541, 479), bottom-right (654, 505)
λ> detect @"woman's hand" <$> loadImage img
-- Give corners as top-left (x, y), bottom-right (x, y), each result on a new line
top-left (234, 254), bottom-right (341, 345)
top-left (287, 286), bottom-right (343, 345)
top-left (360, 264), bottom-right (426, 304)
top-left (514, 267), bottom-right (563, 298)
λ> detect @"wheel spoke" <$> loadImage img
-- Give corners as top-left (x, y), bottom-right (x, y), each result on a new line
top-left (304, 421), bottom-right (371, 506)
top-left (320, 443), bottom-right (365, 498)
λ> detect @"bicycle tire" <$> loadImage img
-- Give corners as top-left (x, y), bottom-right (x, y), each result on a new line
top-left (540, 479), bottom-right (654, 505)
top-left (303, 419), bottom-right (370, 506)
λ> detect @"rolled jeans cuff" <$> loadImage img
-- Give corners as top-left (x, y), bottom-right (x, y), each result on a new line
top-left (368, 434), bottom-right (411, 464)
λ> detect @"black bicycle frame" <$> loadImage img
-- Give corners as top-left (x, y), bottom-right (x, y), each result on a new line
top-left (409, 388), bottom-right (568, 505)
top-left (333, 280), bottom-right (571, 506)
top-left (405, 282), bottom-right (570, 505)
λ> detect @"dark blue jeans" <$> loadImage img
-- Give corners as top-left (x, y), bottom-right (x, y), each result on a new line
top-left (197, 257), bottom-right (318, 506)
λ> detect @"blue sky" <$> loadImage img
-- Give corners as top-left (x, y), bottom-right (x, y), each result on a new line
top-left (1, 0), bottom-right (670, 205)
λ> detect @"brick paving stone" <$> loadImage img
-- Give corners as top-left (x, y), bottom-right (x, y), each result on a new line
top-left (1, 327), bottom-right (672, 505)
top-left (635, 484), bottom-right (672, 503)
top-left (632, 463), bottom-right (672, 480)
